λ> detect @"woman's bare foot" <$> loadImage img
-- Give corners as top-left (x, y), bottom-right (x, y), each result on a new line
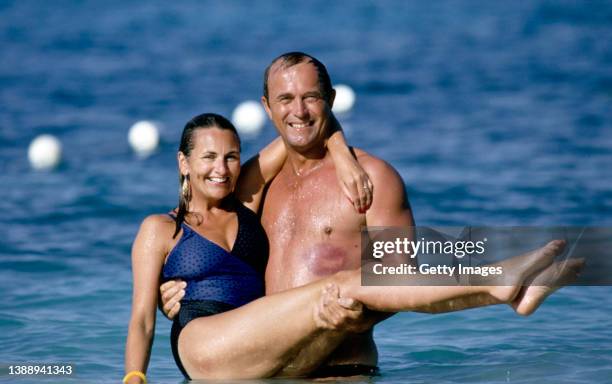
top-left (488, 240), bottom-right (567, 302)
top-left (511, 258), bottom-right (585, 316)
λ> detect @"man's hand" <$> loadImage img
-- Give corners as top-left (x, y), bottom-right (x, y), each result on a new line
top-left (314, 283), bottom-right (371, 333)
top-left (159, 279), bottom-right (186, 320)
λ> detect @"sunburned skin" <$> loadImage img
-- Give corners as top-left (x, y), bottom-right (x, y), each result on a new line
top-left (262, 154), bottom-right (364, 290)
top-left (305, 243), bottom-right (351, 277)
top-left (261, 151), bottom-right (378, 367)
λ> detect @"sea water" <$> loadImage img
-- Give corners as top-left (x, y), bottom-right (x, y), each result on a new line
top-left (1, 1), bottom-right (611, 383)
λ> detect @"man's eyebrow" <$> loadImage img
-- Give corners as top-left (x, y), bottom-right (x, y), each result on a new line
top-left (275, 92), bottom-right (293, 100)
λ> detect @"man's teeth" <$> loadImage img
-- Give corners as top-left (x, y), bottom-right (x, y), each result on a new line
top-left (208, 177), bottom-right (228, 183)
top-left (290, 122), bottom-right (309, 128)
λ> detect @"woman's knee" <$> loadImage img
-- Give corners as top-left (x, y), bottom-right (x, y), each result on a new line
top-left (182, 346), bottom-right (228, 379)
top-left (179, 325), bottom-right (222, 378)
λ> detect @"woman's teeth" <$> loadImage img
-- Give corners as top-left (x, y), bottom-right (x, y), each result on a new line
top-left (289, 122), bottom-right (310, 128)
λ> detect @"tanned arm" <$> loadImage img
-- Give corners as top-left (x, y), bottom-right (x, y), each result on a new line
top-left (125, 215), bottom-right (172, 383)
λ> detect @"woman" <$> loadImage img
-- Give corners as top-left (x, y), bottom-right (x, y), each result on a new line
top-left (124, 113), bottom-right (578, 383)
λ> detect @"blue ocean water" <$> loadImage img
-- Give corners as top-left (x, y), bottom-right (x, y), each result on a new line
top-left (1, 1), bottom-right (611, 383)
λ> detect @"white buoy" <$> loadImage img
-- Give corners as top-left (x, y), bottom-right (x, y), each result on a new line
top-left (28, 134), bottom-right (62, 170)
top-left (332, 84), bottom-right (356, 114)
top-left (232, 101), bottom-right (266, 136)
top-left (128, 120), bottom-right (160, 156)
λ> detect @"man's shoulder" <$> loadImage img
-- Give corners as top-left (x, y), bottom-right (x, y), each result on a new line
top-left (353, 149), bottom-right (413, 226)
top-left (353, 148), bottom-right (403, 185)
top-left (354, 148), bottom-right (409, 210)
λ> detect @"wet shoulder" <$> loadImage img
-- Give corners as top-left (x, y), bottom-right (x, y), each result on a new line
top-left (353, 148), bottom-right (405, 189)
top-left (138, 213), bottom-right (178, 253)
top-left (140, 213), bottom-right (176, 230)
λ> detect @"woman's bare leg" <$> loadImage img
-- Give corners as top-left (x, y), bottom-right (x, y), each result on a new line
top-left (179, 240), bottom-right (567, 379)
top-left (512, 258), bottom-right (584, 315)
top-left (339, 240), bottom-right (566, 312)
top-left (179, 278), bottom-right (348, 379)
top-left (180, 274), bottom-right (495, 379)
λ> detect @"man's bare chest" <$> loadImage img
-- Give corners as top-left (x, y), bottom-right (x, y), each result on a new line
top-left (261, 171), bottom-right (363, 246)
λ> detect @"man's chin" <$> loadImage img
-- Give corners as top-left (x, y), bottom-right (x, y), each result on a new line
top-left (286, 135), bottom-right (317, 151)
top-left (287, 142), bottom-right (318, 154)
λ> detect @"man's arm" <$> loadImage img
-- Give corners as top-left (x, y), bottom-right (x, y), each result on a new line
top-left (362, 153), bottom-right (416, 264)
top-left (159, 280), bottom-right (186, 319)
top-left (362, 154), bottom-right (415, 229)
top-left (357, 154), bottom-right (415, 325)
top-left (361, 156), bottom-right (506, 314)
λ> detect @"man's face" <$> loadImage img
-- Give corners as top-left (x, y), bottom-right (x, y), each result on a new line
top-left (262, 61), bottom-right (335, 153)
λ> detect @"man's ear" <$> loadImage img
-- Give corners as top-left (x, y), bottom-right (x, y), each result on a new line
top-left (328, 88), bottom-right (336, 109)
top-left (177, 151), bottom-right (189, 176)
top-left (261, 96), bottom-right (272, 119)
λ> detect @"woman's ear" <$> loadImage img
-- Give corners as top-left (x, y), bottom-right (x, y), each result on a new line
top-left (178, 151), bottom-right (189, 176)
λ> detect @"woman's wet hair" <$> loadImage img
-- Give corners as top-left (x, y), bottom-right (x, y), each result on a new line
top-left (173, 113), bottom-right (241, 238)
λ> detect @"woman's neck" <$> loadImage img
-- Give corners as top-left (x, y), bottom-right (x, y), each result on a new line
top-left (187, 195), bottom-right (234, 216)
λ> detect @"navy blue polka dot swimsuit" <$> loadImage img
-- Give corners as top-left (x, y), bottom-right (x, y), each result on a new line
top-left (162, 200), bottom-right (269, 378)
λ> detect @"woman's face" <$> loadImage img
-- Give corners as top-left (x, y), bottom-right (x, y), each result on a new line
top-left (179, 127), bottom-right (241, 203)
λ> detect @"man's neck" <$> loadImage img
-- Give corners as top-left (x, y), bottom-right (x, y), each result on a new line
top-left (284, 116), bottom-right (337, 176)
top-left (285, 146), bottom-right (329, 177)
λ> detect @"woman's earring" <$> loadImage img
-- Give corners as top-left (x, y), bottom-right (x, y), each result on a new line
top-left (182, 175), bottom-right (191, 201)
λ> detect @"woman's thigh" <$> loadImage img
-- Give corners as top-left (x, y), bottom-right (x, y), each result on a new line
top-left (177, 275), bottom-right (346, 379)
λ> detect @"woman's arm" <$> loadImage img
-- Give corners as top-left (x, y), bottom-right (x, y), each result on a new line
top-left (124, 215), bottom-right (170, 383)
top-left (235, 119), bottom-right (372, 214)
top-left (235, 137), bottom-right (287, 213)
top-left (326, 119), bottom-right (373, 213)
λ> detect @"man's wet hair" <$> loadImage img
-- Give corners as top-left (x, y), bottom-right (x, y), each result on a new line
top-left (263, 52), bottom-right (333, 102)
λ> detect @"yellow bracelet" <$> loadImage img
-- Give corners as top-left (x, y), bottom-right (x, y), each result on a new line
top-left (123, 370), bottom-right (147, 384)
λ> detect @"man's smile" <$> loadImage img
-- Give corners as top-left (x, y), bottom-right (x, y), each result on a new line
top-left (288, 121), bottom-right (314, 129)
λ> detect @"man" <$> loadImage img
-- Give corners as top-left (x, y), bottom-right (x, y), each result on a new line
top-left (256, 52), bottom-right (411, 373)
top-left (160, 52), bottom-right (574, 377)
